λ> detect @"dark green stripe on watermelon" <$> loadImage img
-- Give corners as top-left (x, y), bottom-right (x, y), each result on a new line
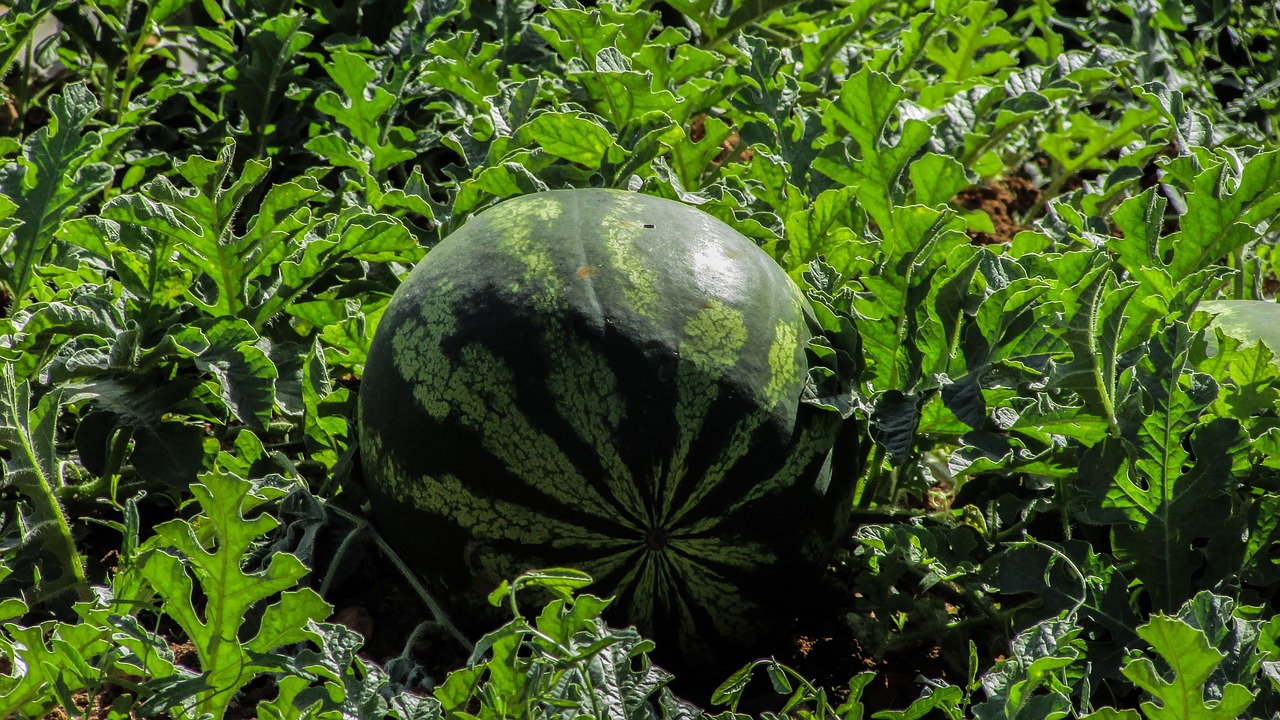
top-left (358, 189), bottom-right (850, 668)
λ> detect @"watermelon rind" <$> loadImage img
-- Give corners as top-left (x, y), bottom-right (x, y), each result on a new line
top-left (1198, 300), bottom-right (1280, 366)
top-left (358, 189), bottom-right (851, 667)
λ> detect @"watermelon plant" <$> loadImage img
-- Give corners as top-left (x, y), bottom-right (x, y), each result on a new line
top-left (359, 188), bottom-right (853, 672)
top-left (1, 0), bottom-right (1280, 717)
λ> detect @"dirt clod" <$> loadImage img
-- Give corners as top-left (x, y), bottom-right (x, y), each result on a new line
top-left (953, 175), bottom-right (1042, 244)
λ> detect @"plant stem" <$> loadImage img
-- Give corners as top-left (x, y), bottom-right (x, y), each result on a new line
top-left (7, 388), bottom-right (92, 603)
top-left (855, 443), bottom-right (887, 507)
top-left (324, 503), bottom-right (473, 651)
top-left (318, 522), bottom-right (361, 597)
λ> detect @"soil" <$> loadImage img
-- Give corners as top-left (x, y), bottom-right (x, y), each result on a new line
top-left (952, 174), bottom-right (1043, 244)
top-left (691, 114), bottom-right (754, 167)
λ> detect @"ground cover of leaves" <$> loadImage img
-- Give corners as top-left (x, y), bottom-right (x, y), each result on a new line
top-left (2, 0), bottom-right (1280, 718)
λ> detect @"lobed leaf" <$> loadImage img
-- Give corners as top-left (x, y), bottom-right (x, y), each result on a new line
top-left (1122, 614), bottom-right (1254, 720)
top-left (0, 83), bottom-right (112, 306)
top-left (0, 366), bottom-right (89, 603)
top-left (140, 472), bottom-right (330, 719)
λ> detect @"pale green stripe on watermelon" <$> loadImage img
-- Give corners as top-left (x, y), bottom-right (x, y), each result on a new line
top-left (659, 299), bottom-right (750, 522)
top-left (666, 316), bottom-right (804, 526)
top-left (672, 546), bottom-right (769, 639)
top-left (489, 195), bottom-right (564, 312)
top-left (681, 299), bottom-right (750, 372)
top-left (615, 552), bottom-right (698, 641)
top-left (612, 539), bottom-right (764, 640)
top-left (746, 423), bottom-right (832, 509)
top-left (541, 324), bottom-right (648, 524)
top-left (391, 285), bottom-right (626, 525)
top-left (393, 279), bottom-right (459, 421)
top-left (574, 546), bottom-right (645, 583)
top-left (665, 405), bottom-right (767, 526)
top-left (598, 197), bottom-right (661, 320)
top-left (681, 419), bottom-right (835, 541)
top-left (363, 432), bottom-right (628, 551)
top-left (671, 535), bottom-right (778, 570)
top-left (764, 318), bottom-right (802, 404)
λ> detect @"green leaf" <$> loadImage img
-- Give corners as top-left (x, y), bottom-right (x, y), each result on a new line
top-left (1136, 82), bottom-right (1212, 152)
top-left (99, 142), bottom-right (402, 329)
top-left (1038, 107), bottom-right (1155, 183)
top-left (0, 366), bottom-right (89, 603)
top-left (511, 567), bottom-right (594, 601)
top-left (819, 67), bottom-right (933, 231)
top-left (525, 112), bottom-right (615, 168)
top-left (1046, 258), bottom-right (1132, 432)
top-left (231, 12), bottom-right (313, 149)
top-left (669, 115), bottom-right (731, 190)
top-left (1175, 151), bottom-right (1280, 272)
top-left (1207, 334), bottom-right (1280, 417)
top-left (0, 82), bottom-right (113, 306)
top-left (936, 85), bottom-right (1049, 172)
top-left (856, 204), bottom-right (969, 391)
top-left (857, 522), bottom-right (981, 589)
top-left (140, 472), bottom-right (330, 719)
top-left (301, 338), bottom-right (351, 468)
top-left (1122, 615), bottom-right (1255, 720)
top-left (1109, 188), bottom-right (1174, 299)
top-left (994, 541), bottom-right (1140, 675)
top-left (147, 0), bottom-right (190, 24)
top-left (422, 32), bottom-right (502, 109)
top-left (0, 598), bottom-right (25, 624)
top-left (910, 152), bottom-right (970, 207)
top-left (637, 42), bottom-right (721, 98)
top-left (1241, 492), bottom-right (1280, 587)
top-left (784, 186), bottom-right (859, 266)
top-left (664, 0), bottom-right (794, 47)
top-left (1105, 150), bottom-right (1278, 320)
top-left (277, 620), bottom-right (443, 720)
top-left (64, 358), bottom-right (209, 490)
top-left (924, 0), bottom-right (1018, 83)
top-left (533, 6), bottom-right (629, 61)
top-left (821, 66), bottom-right (906, 158)
top-left (58, 215), bottom-right (194, 314)
top-left (71, 572), bottom-right (179, 682)
top-left (1010, 400), bottom-right (1114, 446)
top-left (172, 318), bottom-right (279, 430)
top-left (566, 48), bottom-right (680, 129)
top-left (286, 297), bottom-right (387, 373)
top-left (963, 270), bottom-right (1056, 373)
top-left (1088, 317), bottom-right (1246, 610)
top-left (436, 665), bottom-right (484, 713)
top-left (0, 620), bottom-right (112, 718)
top-left (730, 36), bottom-right (804, 145)
top-left (1078, 709), bottom-right (1141, 720)
top-left (100, 143), bottom-right (290, 319)
top-left (972, 618), bottom-right (1080, 720)
top-left (314, 48), bottom-right (417, 174)
top-left (0, 286), bottom-right (125, 379)
top-left (470, 160), bottom-right (549, 200)
top-left (260, 209), bottom-right (419, 329)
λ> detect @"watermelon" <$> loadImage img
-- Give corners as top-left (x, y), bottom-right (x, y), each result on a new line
top-left (1199, 300), bottom-right (1280, 365)
top-left (357, 189), bottom-right (851, 667)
